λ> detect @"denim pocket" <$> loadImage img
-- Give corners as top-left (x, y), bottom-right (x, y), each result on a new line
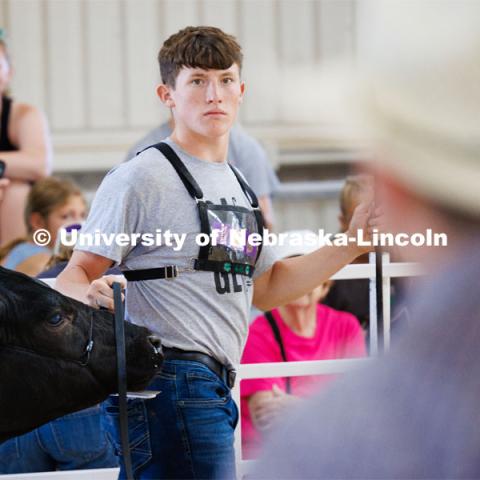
top-left (157, 370), bottom-right (176, 381)
top-left (180, 370), bottom-right (230, 407)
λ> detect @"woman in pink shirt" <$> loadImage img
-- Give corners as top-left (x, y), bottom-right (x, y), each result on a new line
top-left (241, 231), bottom-right (366, 458)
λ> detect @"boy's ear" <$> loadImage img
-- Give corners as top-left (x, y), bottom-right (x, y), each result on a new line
top-left (156, 84), bottom-right (175, 108)
top-left (239, 81), bottom-right (245, 103)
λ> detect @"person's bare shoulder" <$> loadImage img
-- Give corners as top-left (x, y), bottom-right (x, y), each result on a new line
top-left (8, 102), bottom-right (47, 146)
top-left (10, 101), bottom-right (43, 122)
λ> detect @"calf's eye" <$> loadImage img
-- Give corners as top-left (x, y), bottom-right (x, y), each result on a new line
top-left (47, 313), bottom-right (64, 327)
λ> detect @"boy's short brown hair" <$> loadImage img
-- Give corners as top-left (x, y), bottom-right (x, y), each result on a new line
top-left (158, 26), bottom-right (243, 88)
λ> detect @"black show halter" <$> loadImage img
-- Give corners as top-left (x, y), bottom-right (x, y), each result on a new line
top-left (78, 312), bottom-right (94, 367)
top-left (1, 311), bottom-right (95, 367)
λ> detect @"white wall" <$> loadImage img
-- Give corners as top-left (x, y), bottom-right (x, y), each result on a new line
top-left (0, 0), bottom-right (356, 172)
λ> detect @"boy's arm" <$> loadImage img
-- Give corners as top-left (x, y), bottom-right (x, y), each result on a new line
top-left (253, 243), bottom-right (359, 311)
top-left (253, 202), bottom-right (379, 311)
top-left (56, 250), bottom-right (122, 310)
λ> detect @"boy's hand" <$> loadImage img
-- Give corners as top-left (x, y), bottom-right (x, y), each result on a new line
top-left (347, 201), bottom-right (384, 255)
top-left (86, 274), bottom-right (126, 312)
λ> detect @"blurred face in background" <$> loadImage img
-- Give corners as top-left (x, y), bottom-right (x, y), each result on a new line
top-left (30, 194), bottom-right (87, 247)
top-left (339, 176), bottom-right (374, 233)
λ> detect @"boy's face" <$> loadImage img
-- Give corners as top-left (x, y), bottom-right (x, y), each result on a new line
top-left (158, 63), bottom-right (244, 138)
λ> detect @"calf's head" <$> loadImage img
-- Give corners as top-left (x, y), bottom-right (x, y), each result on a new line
top-left (0, 267), bottom-right (162, 443)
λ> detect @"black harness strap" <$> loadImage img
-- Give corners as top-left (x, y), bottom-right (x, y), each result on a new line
top-left (265, 311), bottom-right (292, 394)
top-left (123, 265), bottom-right (178, 282)
top-left (228, 164), bottom-right (259, 208)
top-left (196, 200), bottom-right (213, 266)
top-left (113, 282), bottom-right (134, 480)
top-left (229, 164), bottom-right (265, 263)
top-left (252, 210), bottom-right (265, 262)
top-left (154, 141), bottom-right (266, 268)
top-left (152, 142), bottom-right (203, 200)
top-left (153, 142), bottom-right (216, 269)
top-left (193, 259), bottom-right (255, 277)
top-left (128, 142), bottom-right (263, 281)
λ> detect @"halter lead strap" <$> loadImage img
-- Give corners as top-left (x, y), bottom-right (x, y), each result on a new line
top-left (113, 282), bottom-right (134, 480)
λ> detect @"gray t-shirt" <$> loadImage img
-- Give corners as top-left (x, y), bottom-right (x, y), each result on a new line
top-left (125, 123), bottom-right (279, 197)
top-left (77, 139), bottom-right (277, 366)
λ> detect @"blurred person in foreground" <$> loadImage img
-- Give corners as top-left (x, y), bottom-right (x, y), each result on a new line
top-left (0, 31), bottom-right (52, 245)
top-left (241, 230), bottom-right (366, 459)
top-left (253, 1), bottom-right (480, 478)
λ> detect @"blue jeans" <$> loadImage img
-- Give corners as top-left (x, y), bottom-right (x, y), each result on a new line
top-left (103, 359), bottom-right (239, 479)
top-left (0, 404), bottom-right (118, 474)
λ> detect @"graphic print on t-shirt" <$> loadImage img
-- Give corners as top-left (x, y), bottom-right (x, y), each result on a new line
top-left (213, 197), bottom-right (255, 295)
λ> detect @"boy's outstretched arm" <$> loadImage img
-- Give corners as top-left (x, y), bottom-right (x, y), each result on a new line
top-left (253, 202), bottom-right (380, 311)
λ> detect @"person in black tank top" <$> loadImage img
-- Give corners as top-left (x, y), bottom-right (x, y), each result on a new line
top-left (0, 37), bottom-right (52, 245)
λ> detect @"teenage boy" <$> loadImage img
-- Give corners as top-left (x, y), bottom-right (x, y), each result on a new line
top-left (57, 26), bottom-right (378, 479)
